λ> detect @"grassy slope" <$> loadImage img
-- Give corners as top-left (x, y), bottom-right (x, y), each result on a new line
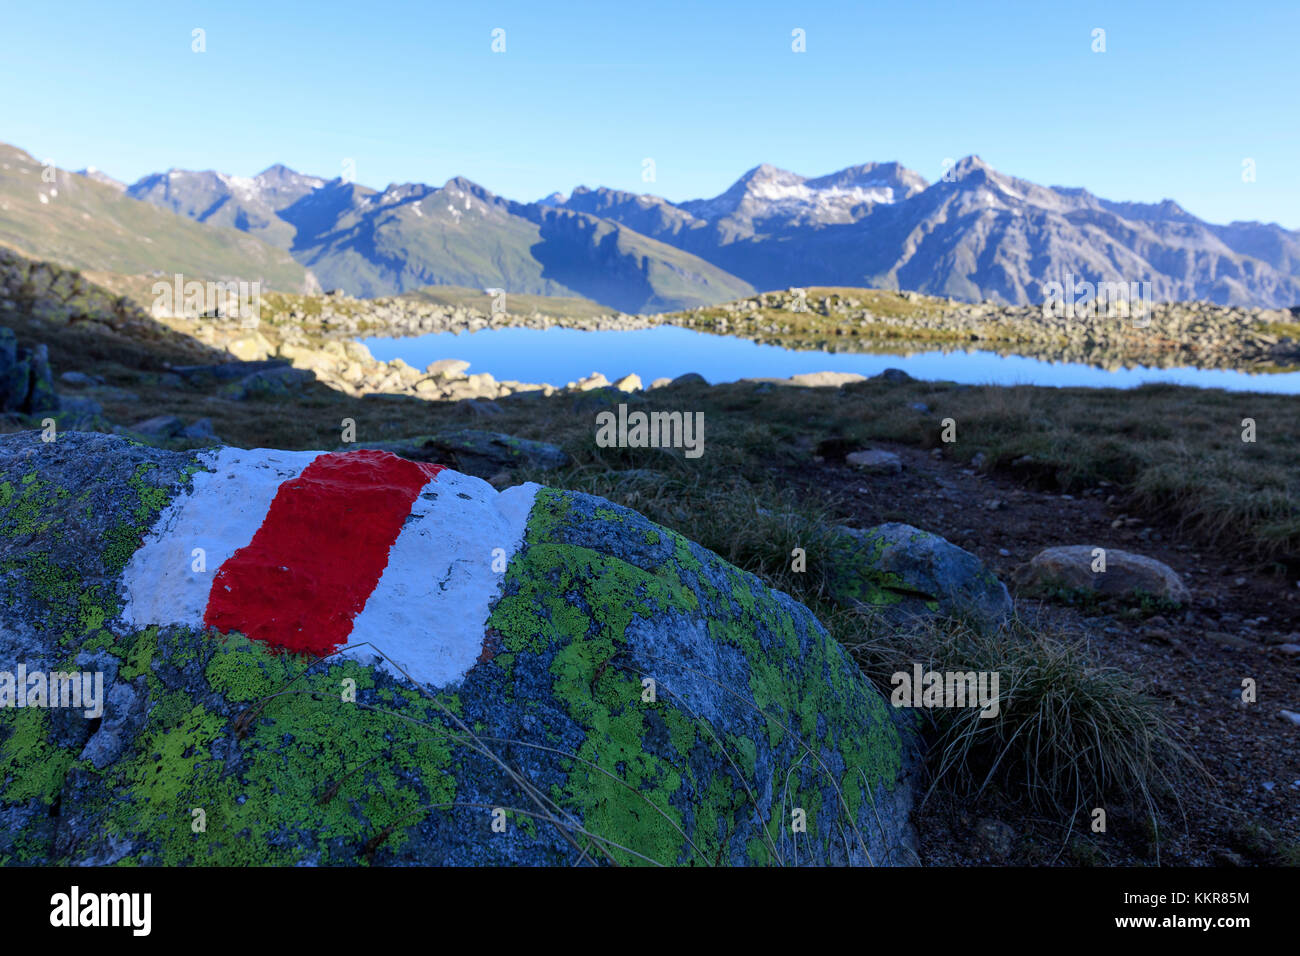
top-left (0, 144), bottom-right (311, 291)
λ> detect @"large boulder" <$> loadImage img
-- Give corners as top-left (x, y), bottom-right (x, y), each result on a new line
top-left (1019, 545), bottom-right (1191, 605)
top-left (827, 523), bottom-right (1013, 624)
top-left (0, 432), bottom-right (914, 866)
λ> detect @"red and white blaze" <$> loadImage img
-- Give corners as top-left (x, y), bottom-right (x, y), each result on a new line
top-left (121, 447), bottom-right (539, 687)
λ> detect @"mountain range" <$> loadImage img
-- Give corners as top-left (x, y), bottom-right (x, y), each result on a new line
top-left (5, 140), bottom-right (1298, 311)
top-left (0, 143), bottom-right (313, 294)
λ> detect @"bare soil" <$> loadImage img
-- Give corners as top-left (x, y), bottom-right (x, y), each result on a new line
top-left (789, 442), bottom-right (1300, 866)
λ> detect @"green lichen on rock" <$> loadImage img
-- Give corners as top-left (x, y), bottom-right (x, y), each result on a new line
top-left (91, 630), bottom-right (462, 866)
top-left (485, 488), bottom-right (911, 866)
top-left (0, 433), bottom-right (201, 648)
top-left (0, 708), bottom-right (77, 805)
top-left (1, 433), bottom-right (915, 866)
top-left (826, 526), bottom-right (909, 607)
top-left (826, 522), bottom-right (1012, 624)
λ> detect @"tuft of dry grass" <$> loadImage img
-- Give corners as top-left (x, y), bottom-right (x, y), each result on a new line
top-left (843, 610), bottom-right (1208, 828)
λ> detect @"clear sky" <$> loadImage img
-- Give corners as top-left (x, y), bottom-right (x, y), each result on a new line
top-left (3, 0), bottom-right (1297, 227)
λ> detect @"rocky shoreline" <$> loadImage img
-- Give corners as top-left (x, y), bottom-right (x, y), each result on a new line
top-left (180, 284), bottom-right (1300, 400)
top-left (678, 289), bottom-right (1300, 372)
top-left (5, 249), bottom-right (1299, 403)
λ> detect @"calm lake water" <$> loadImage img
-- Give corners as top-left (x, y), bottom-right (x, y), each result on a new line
top-left (360, 325), bottom-right (1300, 394)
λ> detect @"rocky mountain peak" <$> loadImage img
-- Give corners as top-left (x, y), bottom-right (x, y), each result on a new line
top-left (76, 167), bottom-right (126, 192)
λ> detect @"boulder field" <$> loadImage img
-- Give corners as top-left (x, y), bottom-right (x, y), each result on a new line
top-left (0, 432), bottom-right (916, 866)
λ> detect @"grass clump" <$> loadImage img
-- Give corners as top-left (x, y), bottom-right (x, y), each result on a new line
top-left (843, 611), bottom-right (1205, 825)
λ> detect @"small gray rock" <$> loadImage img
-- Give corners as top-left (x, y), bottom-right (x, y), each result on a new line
top-left (129, 415), bottom-right (185, 438)
top-left (973, 818), bottom-right (1016, 860)
top-left (179, 418), bottom-right (218, 441)
top-left (846, 449), bottom-right (903, 474)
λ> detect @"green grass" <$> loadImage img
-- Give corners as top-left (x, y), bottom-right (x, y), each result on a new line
top-left (844, 612), bottom-right (1205, 823)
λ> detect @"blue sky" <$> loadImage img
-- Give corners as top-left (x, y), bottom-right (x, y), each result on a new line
top-left (4, 0), bottom-right (1297, 226)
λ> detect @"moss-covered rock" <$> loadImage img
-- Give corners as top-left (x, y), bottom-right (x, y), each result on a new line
top-left (0, 431), bottom-right (914, 866)
top-left (827, 522), bottom-right (1012, 624)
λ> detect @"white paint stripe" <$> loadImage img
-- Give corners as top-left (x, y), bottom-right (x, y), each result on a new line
top-left (342, 470), bottom-right (539, 687)
top-left (118, 446), bottom-right (540, 690)
top-left (120, 447), bottom-right (322, 630)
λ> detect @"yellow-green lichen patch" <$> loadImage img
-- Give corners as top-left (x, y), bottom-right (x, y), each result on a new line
top-left (0, 707), bottom-right (78, 805)
top-left (96, 632), bottom-right (462, 866)
top-left (0, 441), bottom-right (202, 652)
top-left (484, 487), bottom-right (907, 866)
top-left (825, 529), bottom-right (909, 607)
top-left (0, 473), bottom-right (66, 540)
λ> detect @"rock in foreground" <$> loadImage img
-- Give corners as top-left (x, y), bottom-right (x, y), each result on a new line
top-left (0, 432), bottom-right (914, 866)
top-left (828, 522), bottom-right (1013, 624)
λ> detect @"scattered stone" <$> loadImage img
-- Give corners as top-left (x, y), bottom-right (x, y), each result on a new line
top-left (845, 449), bottom-right (903, 474)
top-left (225, 331), bottom-right (275, 362)
top-left (1019, 546), bottom-right (1191, 604)
top-left (170, 359), bottom-right (293, 384)
top-left (670, 372), bottom-right (707, 386)
top-left (788, 371), bottom-right (866, 388)
top-left (128, 415), bottom-right (185, 439)
top-left (1210, 848), bottom-right (1248, 867)
top-left (425, 358), bottom-right (471, 378)
top-left (145, 372), bottom-right (185, 389)
top-left (612, 373), bottom-right (642, 392)
top-left (179, 418), bottom-right (218, 441)
top-left (221, 365), bottom-right (315, 400)
top-left (457, 399), bottom-right (503, 417)
top-left (361, 391), bottom-right (422, 401)
top-left (571, 385), bottom-right (643, 414)
top-left (1260, 632), bottom-right (1295, 645)
top-left (873, 368), bottom-right (914, 383)
top-left (56, 395), bottom-right (103, 418)
top-left (0, 329), bottom-right (60, 414)
top-left (973, 818), bottom-right (1016, 860)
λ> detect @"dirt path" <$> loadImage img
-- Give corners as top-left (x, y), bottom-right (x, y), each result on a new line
top-left (788, 442), bottom-right (1300, 865)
